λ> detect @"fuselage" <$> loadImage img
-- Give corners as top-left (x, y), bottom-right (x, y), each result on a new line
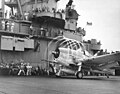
top-left (52, 47), bottom-right (117, 77)
top-left (52, 47), bottom-right (91, 76)
top-left (54, 47), bottom-right (90, 66)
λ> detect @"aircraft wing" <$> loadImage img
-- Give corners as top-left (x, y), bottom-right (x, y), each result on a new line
top-left (82, 52), bottom-right (120, 66)
top-left (41, 59), bottom-right (57, 63)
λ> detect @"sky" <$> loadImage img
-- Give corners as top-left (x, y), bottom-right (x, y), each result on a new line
top-left (58, 0), bottom-right (120, 52)
top-left (0, 0), bottom-right (120, 52)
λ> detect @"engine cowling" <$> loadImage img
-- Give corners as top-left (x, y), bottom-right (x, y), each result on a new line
top-left (52, 48), bottom-right (60, 58)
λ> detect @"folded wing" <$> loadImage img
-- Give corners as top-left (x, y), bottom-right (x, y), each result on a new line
top-left (83, 52), bottom-right (120, 65)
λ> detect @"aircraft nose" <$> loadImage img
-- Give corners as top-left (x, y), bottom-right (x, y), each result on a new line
top-left (52, 48), bottom-right (60, 58)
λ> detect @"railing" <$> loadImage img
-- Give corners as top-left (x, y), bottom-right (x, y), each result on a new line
top-left (35, 12), bottom-right (62, 19)
top-left (31, 7), bottom-right (65, 19)
top-left (28, 27), bottom-right (63, 38)
top-left (5, 0), bottom-right (17, 4)
top-left (0, 19), bottom-right (31, 35)
top-left (0, 19), bottom-right (14, 32)
top-left (0, 19), bottom-right (63, 38)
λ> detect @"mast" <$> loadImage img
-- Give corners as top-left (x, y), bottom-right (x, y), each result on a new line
top-left (0, 0), bottom-right (5, 18)
top-left (5, 0), bottom-right (24, 20)
top-left (16, 0), bottom-right (24, 20)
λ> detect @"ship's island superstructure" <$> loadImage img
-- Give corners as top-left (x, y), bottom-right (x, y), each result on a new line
top-left (0, 0), bottom-right (101, 69)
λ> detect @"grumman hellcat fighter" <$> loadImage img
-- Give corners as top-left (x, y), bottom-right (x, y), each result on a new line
top-left (46, 37), bottom-right (120, 79)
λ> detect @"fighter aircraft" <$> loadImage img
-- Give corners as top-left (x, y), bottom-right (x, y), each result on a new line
top-left (43, 37), bottom-right (120, 79)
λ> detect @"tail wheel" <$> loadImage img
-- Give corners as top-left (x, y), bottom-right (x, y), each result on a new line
top-left (76, 71), bottom-right (83, 79)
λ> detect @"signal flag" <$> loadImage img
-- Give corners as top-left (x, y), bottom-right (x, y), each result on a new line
top-left (87, 22), bottom-right (92, 25)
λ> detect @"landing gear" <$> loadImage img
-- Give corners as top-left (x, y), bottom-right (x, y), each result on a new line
top-left (76, 63), bottom-right (83, 79)
top-left (76, 71), bottom-right (83, 79)
top-left (55, 69), bottom-right (61, 77)
top-left (106, 74), bottom-right (109, 78)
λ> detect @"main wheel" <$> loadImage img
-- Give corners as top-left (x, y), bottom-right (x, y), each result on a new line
top-left (55, 75), bottom-right (61, 78)
top-left (76, 71), bottom-right (83, 79)
top-left (106, 74), bottom-right (109, 78)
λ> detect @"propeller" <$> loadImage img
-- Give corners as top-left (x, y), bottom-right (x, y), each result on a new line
top-left (52, 48), bottom-right (60, 58)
